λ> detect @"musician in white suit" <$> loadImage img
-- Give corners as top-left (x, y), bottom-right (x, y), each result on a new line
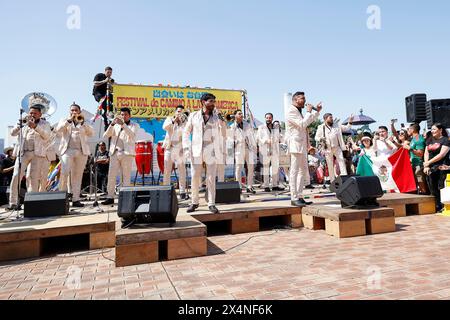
top-left (230, 110), bottom-right (257, 193)
top-left (55, 103), bottom-right (94, 207)
top-left (285, 92), bottom-right (322, 207)
top-left (163, 105), bottom-right (188, 200)
top-left (102, 108), bottom-right (140, 205)
top-left (183, 93), bottom-right (227, 214)
top-left (315, 113), bottom-right (353, 181)
top-left (8, 97), bottom-right (52, 210)
top-left (257, 113), bottom-right (284, 192)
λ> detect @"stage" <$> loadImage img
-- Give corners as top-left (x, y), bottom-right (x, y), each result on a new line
top-left (0, 187), bottom-right (438, 265)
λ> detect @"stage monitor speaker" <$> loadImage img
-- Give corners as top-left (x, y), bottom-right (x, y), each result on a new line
top-left (24, 192), bottom-right (70, 218)
top-left (206, 181), bottom-right (241, 204)
top-left (426, 99), bottom-right (450, 129)
top-left (332, 176), bottom-right (383, 208)
top-left (405, 93), bottom-right (427, 123)
top-left (118, 186), bottom-right (178, 225)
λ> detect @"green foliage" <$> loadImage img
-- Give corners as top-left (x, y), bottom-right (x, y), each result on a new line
top-left (308, 119), bottom-right (323, 146)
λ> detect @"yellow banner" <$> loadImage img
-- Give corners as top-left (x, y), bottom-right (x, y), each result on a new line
top-left (113, 84), bottom-right (242, 119)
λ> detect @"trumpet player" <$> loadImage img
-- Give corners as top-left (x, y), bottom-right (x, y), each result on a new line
top-left (55, 103), bottom-right (94, 207)
top-left (257, 113), bottom-right (284, 192)
top-left (285, 92), bottom-right (322, 207)
top-left (8, 100), bottom-right (52, 210)
top-left (230, 110), bottom-right (257, 193)
top-left (102, 108), bottom-right (140, 205)
top-left (315, 113), bottom-right (353, 181)
top-left (183, 93), bottom-right (227, 214)
top-left (162, 105), bottom-right (188, 200)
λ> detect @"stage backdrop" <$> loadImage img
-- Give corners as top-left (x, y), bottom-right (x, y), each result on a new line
top-left (112, 84), bottom-right (243, 183)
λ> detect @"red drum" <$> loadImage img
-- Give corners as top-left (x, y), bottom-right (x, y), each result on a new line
top-left (135, 141), bottom-right (153, 175)
top-left (156, 142), bottom-right (165, 173)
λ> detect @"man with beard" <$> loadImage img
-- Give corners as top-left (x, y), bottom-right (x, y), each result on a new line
top-left (315, 113), bottom-right (353, 181)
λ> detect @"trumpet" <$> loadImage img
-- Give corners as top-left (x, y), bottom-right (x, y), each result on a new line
top-left (175, 111), bottom-right (189, 124)
top-left (112, 114), bottom-right (125, 125)
top-left (67, 113), bottom-right (84, 124)
top-left (20, 115), bottom-right (35, 125)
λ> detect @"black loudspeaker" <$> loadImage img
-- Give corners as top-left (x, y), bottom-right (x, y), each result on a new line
top-left (331, 176), bottom-right (383, 208)
top-left (206, 182), bottom-right (241, 204)
top-left (0, 186), bottom-right (9, 206)
top-left (118, 186), bottom-right (178, 225)
top-left (24, 192), bottom-right (70, 218)
top-left (405, 93), bottom-right (427, 123)
top-left (426, 99), bottom-right (450, 129)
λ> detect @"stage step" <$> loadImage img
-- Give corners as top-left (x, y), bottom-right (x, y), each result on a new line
top-left (0, 214), bottom-right (116, 262)
top-left (378, 193), bottom-right (436, 217)
top-left (191, 206), bottom-right (302, 235)
top-left (302, 205), bottom-right (396, 238)
top-left (115, 215), bottom-right (207, 267)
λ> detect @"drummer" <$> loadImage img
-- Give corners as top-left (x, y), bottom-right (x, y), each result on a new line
top-left (101, 108), bottom-right (140, 206)
top-left (162, 105), bottom-right (189, 200)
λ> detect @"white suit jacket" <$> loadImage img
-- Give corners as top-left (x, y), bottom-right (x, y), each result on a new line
top-left (162, 116), bottom-right (186, 150)
top-left (11, 119), bottom-right (52, 158)
top-left (315, 123), bottom-right (350, 152)
top-left (55, 119), bottom-right (94, 156)
top-left (104, 121), bottom-right (140, 156)
top-left (230, 121), bottom-right (257, 164)
top-left (285, 105), bottom-right (319, 154)
top-left (182, 110), bottom-right (227, 162)
top-left (257, 124), bottom-right (281, 158)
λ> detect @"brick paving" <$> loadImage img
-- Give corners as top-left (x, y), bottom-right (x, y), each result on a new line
top-left (2, 214), bottom-right (450, 300)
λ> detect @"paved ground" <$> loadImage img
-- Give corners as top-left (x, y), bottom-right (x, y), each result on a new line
top-left (2, 212), bottom-right (450, 300)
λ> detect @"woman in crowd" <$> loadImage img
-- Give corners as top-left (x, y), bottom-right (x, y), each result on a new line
top-left (424, 123), bottom-right (450, 212)
top-left (359, 133), bottom-right (376, 158)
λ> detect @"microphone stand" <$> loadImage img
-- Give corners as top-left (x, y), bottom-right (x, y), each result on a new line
top-left (14, 109), bottom-right (25, 218)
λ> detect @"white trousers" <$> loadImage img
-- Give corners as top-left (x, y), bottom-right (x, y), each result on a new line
top-left (217, 164), bottom-right (225, 182)
top-left (261, 154), bottom-right (279, 188)
top-left (191, 163), bottom-right (217, 206)
top-left (325, 147), bottom-right (347, 181)
top-left (106, 153), bottom-right (134, 199)
top-left (289, 153), bottom-right (308, 201)
top-left (9, 152), bottom-right (46, 206)
top-left (235, 152), bottom-right (254, 188)
top-left (59, 149), bottom-right (88, 202)
top-left (163, 147), bottom-right (186, 193)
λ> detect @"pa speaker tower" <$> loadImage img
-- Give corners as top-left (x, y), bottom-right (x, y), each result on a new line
top-left (405, 93), bottom-right (427, 123)
top-left (118, 186), bottom-right (178, 226)
top-left (425, 99), bottom-right (450, 129)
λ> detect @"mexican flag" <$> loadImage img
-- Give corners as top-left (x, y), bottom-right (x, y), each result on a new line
top-left (356, 148), bottom-right (417, 193)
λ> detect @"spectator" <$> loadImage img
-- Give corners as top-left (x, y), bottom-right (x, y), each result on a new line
top-left (0, 147), bottom-right (16, 186)
top-left (424, 123), bottom-right (450, 212)
top-left (306, 147), bottom-right (322, 188)
top-left (95, 142), bottom-right (110, 193)
top-left (373, 126), bottom-right (397, 157)
top-left (360, 133), bottom-right (376, 158)
top-left (405, 123), bottom-right (428, 194)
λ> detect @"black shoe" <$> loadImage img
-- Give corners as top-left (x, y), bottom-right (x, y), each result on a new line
top-left (68, 193), bottom-right (73, 201)
top-left (299, 198), bottom-right (313, 206)
top-left (209, 205), bottom-right (219, 214)
top-left (264, 188), bottom-right (271, 192)
top-left (305, 185), bottom-right (315, 190)
top-left (101, 198), bottom-right (114, 205)
top-left (72, 201), bottom-right (85, 208)
top-left (291, 200), bottom-right (306, 207)
top-left (246, 187), bottom-right (256, 194)
top-left (272, 186), bottom-right (285, 191)
top-left (180, 193), bottom-right (189, 200)
top-left (187, 204), bottom-right (199, 213)
top-left (6, 204), bottom-right (19, 211)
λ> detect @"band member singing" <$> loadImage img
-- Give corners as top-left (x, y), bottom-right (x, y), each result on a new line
top-left (230, 109), bottom-right (257, 193)
top-left (102, 108), bottom-right (139, 205)
top-left (183, 93), bottom-right (227, 214)
top-left (55, 103), bottom-right (94, 208)
top-left (257, 113), bottom-right (284, 192)
top-left (93, 66), bottom-right (114, 130)
top-left (315, 113), bottom-right (353, 181)
top-left (163, 105), bottom-right (189, 200)
top-left (285, 92), bottom-right (322, 207)
top-left (8, 95), bottom-right (52, 210)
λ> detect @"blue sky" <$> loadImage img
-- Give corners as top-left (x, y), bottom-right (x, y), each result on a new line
top-left (1, 0), bottom-right (450, 140)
